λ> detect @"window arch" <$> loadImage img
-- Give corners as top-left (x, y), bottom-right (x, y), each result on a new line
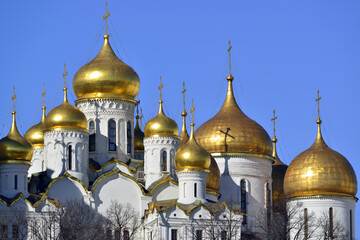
top-left (127, 121), bottom-right (132, 154)
top-left (89, 121), bottom-right (96, 152)
top-left (240, 179), bottom-right (247, 225)
top-left (161, 151), bottom-right (167, 171)
top-left (68, 145), bottom-right (72, 170)
top-left (108, 120), bottom-right (116, 151)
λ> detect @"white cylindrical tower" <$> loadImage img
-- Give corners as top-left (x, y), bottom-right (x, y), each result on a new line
top-left (175, 120), bottom-right (211, 204)
top-left (144, 93), bottom-right (179, 188)
top-left (0, 111), bottom-right (33, 198)
top-left (284, 109), bottom-right (357, 240)
top-left (72, 34), bottom-right (140, 166)
top-left (44, 86), bottom-right (89, 187)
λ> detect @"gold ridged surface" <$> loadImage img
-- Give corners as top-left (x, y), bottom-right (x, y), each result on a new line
top-left (195, 76), bottom-right (272, 155)
top-left (206, 156), bottom-right (220, 192)
top-left (144, 101), bottom-right (178, 138)
top-left (134, 116), bottom-right (144, 152)
top-left (175, 123), bottom-right (211, 171)
top-left (284, 123), bottom-right (357, 198)
top-left (45, 88), bottom-right (87, 131)
top-left (0, 112), bottom-right (33, 163)
top-left (25, 107), bottom-right (46, 146)
top-left (73, 35), bottom-right (140, 101)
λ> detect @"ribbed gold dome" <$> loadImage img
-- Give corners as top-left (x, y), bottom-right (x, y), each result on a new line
top-left (134, 115), bottom-right (144, 152)
top-left (175, 123), bottom-right (211, 171)
top-left (206, 156), bottom-right (220, 192)
top-left (0, 112), bottom-right (33, 164)
top-left (144, 101), bottom-right (178, 138)
top-left (195, 75), bottom-right (272, 156)
top-left (25, 107), bottom-right (46, 147)
top-left (271, 137), bottom-right (288, 201)
top-left (45, 88), bottom-right (87, 131)
top-left (179, 110), bottom-right (189, 148)
top-left (284, 121), bottom-right (357, 198)
top-left (73, 34), bottom-right (140, 101)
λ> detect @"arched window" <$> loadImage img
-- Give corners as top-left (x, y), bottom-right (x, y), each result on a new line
top-left (304, 208), bottom-right (308, 239)
top-left (194, 183), bottom-right (197, 197)
top-left (240, 180), bottom-right (247, 225)
top-left (266, 182), bottom-right (271, 225)
top-left (68, 145), bottom-right (72, 170)
top-left (89, 121), bottom-right (96, 152)
top-left (123, 229), bottom-right (130, 240)
top-left (108, 120), bottom-right (116, 151)
top-left (14, 175), bottom-right (18, 190)
top-left (162, 151), bottom-right (167, 171)
top-left (329, 207), bottom-right (334, 238)
top-left (350, 210), bottom-right (353, 239)
top-left (127, 121), bottom-right (132, 154)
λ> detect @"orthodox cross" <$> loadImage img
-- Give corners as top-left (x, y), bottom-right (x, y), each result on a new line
top-left (271, 109), bottom-right (278, 138)
top-left (42, 83), bottom-right (46, 107)
top-left (228, 40), bottom-right (232, 75)
top-left (11, 86), bottom-right (16, 111)
top-left (315, 89), bottom-right (321, 120)
top-left (136, 95), bottom-right (140, 116)
top-left (103, 2), bottom-right (110, 35)
top-left (219, 127), bottom-right (234, 152)
top-left (140, 108), bottom-right (143, 128)
top-left (158, 76), bottom-right (163, 101)
top-left (62, 63), bottom-right (68, 88)
top-left (182, 81), bottom-right (186, 111)
top-left (190, 99), bottom-right (195, 123)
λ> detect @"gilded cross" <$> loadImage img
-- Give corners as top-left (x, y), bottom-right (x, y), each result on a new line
top-left (190, 99), bottom-right (195, 123)
top-left (140, 107), bottom-right (143, 128)
top-left (315, 90), bottom-right (321, 119)
top-left (219, 128), bottom-right (235, 152)
top-left (228, 40), bottom-right (232, 75)
top-left (271, 109), bottom-right (278, 138)
top-left (158, 76), bottom-right (163, 101)
top-left (103, 2), bottom-right (110, 35)
top-left (136, 96), bottom-right (140, 116)
top-left (62, 63), bottom-right (68, 88)
top-left (182, 81), bottom-right (186, 111)
top-left (42, 83), bottom-right (46, 107)
top-left (11, 86), bottom-right (16, 111)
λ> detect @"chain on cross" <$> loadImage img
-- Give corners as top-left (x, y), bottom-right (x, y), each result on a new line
top-left (11, 86), bottom-right (16, 112)
top-left (103, 2), bottom-right (110, 35)
top-left (271, 109), bottom-right (278, 138)
top-left (315, 89), bottom-right (321, 120)
top-left (63, 63), bottom-right (68, 88)
top-left (158, 76), bottom-right (163, 101)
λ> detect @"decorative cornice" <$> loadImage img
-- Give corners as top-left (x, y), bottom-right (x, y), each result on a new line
top-left (88, 158), bottom-right (143, 174)
top-left (211, 152), bottom-right (274, 161)
top-left (144, 137), bottom-right (180, 146)
top-left (44, 130), bottom-right (89, 139)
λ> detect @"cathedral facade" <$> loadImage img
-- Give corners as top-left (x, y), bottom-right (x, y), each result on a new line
top-left (0, 7), bottom-right (357, 240)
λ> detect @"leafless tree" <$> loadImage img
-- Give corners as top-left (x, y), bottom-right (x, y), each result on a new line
top-left (316, 211), bottom-right (350, 240)
top-left (105, 200), bottom-right (142, 240)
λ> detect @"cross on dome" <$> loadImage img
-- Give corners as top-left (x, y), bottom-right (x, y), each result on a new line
top-left (182, 81), bottom-right (187, 112)
top-left (271, 109), bottom-right (278, 139)
top-left (190, 99), bottom-right (195, 124)
top-left (228, 40), bottom-right (232, 76)
top-left (103, 2), bottom-right (110, 35)
top-left (11, 86), bottom-right (16, 112)
top-left (316, 89), bottom-right (321, 121)
top-left (63, 63), bottom-right (68, 88)
top-left (158, 76), bottom-right (163, 101)
top-left (42, 83), bottom-right (46, 107)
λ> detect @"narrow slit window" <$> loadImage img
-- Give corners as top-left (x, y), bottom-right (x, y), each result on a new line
top-left (127, 121), bottom-right (132, 154)
top-left (162, 151), bottom-right (167, 171)
top-left (350, 210), bottom-right (353, 240)
top-left (329, 207), bottom-right (333, 238)
top-left (240, 179), bottom-right (247, 225)
top-left (89, 121), bottom-right (96, 152)
top-left (194, 183), bottom-right (197, 197)
top-left (304, 208), bottom-right (308, 239)
top-left (108, 120), bottom-right (116, 151)
top-left (68, 145), bottom-right (72, 170)
top-left (14, 175), bottom-right (18, 190)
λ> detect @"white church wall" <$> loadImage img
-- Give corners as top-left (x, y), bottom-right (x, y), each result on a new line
top-left (28, 147), bottom-right (44, 177)
top-left (46, 177), bottom-right (87, 204)
top-left (150, 182), bottom-right (178, 201)
top-left (0, 163), bottom-right (30, 198)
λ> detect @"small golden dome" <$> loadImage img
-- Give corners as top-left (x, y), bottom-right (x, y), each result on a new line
top-left (271, 137), bottom-right (288, 201)
top-left (0, 112), bottom-right (33, 164)
top-left (179, 110), bottom-right (189, 148)
top-left (206, 156), bottom-right (221, 192)
top-left (175, 123), bottom-right (211, 171)
top-left (45, 88), bottom-right (87, 131)
top-left (73, 35), bottom-right (140, 101)
top-left (144, 101), bottom-right (178, 138)
top-left (25, 107), bottom-right (46, 147)
top-left (284, 121), bottom-right (357, 198)
top-left (134, 116), bottom-right (144, 152)
top-left (195, 75), bottom-right (272, 156)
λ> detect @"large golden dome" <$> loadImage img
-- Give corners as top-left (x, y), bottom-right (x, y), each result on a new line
top-left (45, 88), bottom-right (87, 132)
top-left (206, 156), bottom-right (221, 192)
top-left (144, 101), bottom-right (178, 138)
top-left (175, 123), bottom-right (211, 171)
top-left (25, 107), bottom-right (46, 147)
top-left (134, 115), bottom-right (144, 152)
top-left (195, 75), bottom-right (272, 156)
top-left (0, 112), bottom-right (33, 164)
top-left (73, 34), bottom-right (140, 101)
top-left (284, 120), bottom-right (357, 198)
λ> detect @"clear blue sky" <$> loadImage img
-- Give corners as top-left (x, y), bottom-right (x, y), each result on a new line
top-left (0, 0), bottom-right (359, 233)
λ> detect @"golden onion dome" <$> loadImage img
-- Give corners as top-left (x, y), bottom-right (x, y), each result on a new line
top-left (175, 122), bottom-right (211, 171)
top-left (206, 156), bottom-right (221, 192)
top-left (25, 107), bottom-right (46, 147)
top-left (144, 101), bottom-right (179, 138)
top-left (284, 120), bottom-right (357, 198)
top-left (195, 75), bottom-right (272, 156)
top-left (179, 110), bottom-right (190, 148)
top-left (73, 34), bottom-right (140, 101)
top-left (134, 115), bottom-right (144, 152)
top-left (271, 137), bottom-right (288, 201)
top-left (0, 112), bottom-right (33, 164)
top-left (45, 88), bottom-right (87, 131)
